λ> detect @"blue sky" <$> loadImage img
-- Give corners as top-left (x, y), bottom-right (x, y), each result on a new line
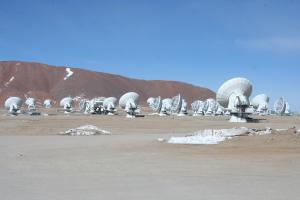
top-left (0, 0), bottom-right (299, 111)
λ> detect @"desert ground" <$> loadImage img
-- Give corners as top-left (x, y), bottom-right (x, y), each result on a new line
top-left (1, 108), bottom-right (300, 200)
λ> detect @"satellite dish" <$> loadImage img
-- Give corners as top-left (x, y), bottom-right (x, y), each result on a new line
top-left (178, 99), bottom-right (188, 116)
top-left (215, 103), bottom-right (225, 115)
top-left (103, 97), bottom-right (118, 115)
top-left (25, 98), bottom-right (36, 112)
top-left (205, 98), bottom-right (217, 116)
top-left (119, 92), bottom-right (140, 118)
top-left (60, 97), bottom-right (74, 113)
top-left (274, 97), bottom-right (286, 115)
top-left (216, 77), bottom-right (252, 122)
top-left (251, 94), bottom-right (270, 115)
top-left (88, 97), bottom-right (106, 114)
top-left (170, 94), bottom-right (182, 114)
top-left (191, 100), bottom-right (200, 115)
top-left (285, 101), bottom-right (290, 115)
top-left (4, 97), bottom-right (23, 115)
top-left (147, 96), bottom-right (162, 113)
top-left (160, 98), bottom-right (172, 116)
top-left (43, 99), bottom-right (52, 109)
top-left (79, 99), bottom-right (88, 112)
top-left (147, 97), bottom-right (155, 105)
top-left (191, 100), bottom-right (207, 116)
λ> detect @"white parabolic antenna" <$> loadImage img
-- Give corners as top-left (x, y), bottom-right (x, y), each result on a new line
top-left (60, 97), bottom-right (74, 113)
top-left (216, 77), bottom-right (252, 122)
top-left (119, 92), bottom-right (140, 117)
top-left (205, 98), bottom-right (217, 115)
top-left (147, 97), bottom-right (155, 105)
top-left (4, 97), bottom-right (23, 114)
top-left (251, 94), bottom-right (269, 114)
top-left (43, 99), bottom-right (52, 108)
top-left (191, 100), bottom-right (200, 113)
top-left (160, 98), bottom-right (172, 115)
top-left (148, 96), bottom-right (162, 113)
top-left (178, 99), bottom-right (188, 116)
top-left (25, 98), bottom-right (36, 111)
top-left (274, 97), bottom-right (286, 115)
top-left (103, 97), bottom-right (118, 114)
top-left (170, 94), bottom-right (182, 114)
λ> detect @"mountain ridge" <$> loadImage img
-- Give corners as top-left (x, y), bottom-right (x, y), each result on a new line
top-left (0, 61), bottom-right (215, 107)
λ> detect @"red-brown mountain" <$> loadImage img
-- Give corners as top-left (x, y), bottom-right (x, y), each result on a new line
top-left (0, 61), bottom-right (215, 106)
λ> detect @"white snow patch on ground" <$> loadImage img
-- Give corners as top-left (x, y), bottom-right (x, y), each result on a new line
top-left (4, 76), bottom-right (15, 87)
top-left (61, 125), bottom-right (110, 136)
top-left (64, 67), bottom-right (74, 80)
top-left (168, 127), bottom-right (274, 145)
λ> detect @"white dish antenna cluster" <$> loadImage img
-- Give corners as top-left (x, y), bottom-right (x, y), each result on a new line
top-left (147, 94), bottom-right (188, 116)
top-left (4, 97), bottom-right (23, 115)
top-left (60, 97), bottom-right (74, 113)
top-left (119, 92), bottom-right (140, 118)
top-left (216, 77), bottom-right (252, 122)
top-left (191, 99), bottom-right (225, 116)
top-left (274, 97), bottom-right (290, 115)
top-left (251, 94), bottom-right (270, 115)
top-left (191, 100), bottom-right (206, 116)
top-left (79, 96), bottom-right (117, 115)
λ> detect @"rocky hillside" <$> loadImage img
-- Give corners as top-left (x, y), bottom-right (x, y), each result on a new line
top-left (0, 61), bottom-right (215, 107)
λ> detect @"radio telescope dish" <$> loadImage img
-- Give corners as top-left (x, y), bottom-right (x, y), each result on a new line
top-left (25, 98), bottom-right (36, 112)
top-left (147, 97), bottom-right (155, 105)
top-left (178, 99), bottom-right (188, 116)
top-left (148, 96), bottom-right (162, 113)
top-left (191, 100), bottom-right (200, 115)
top-left (43, 99), bottom-right (52, 109)
top-left (170, 94), bottom-right (182, 114)
top-left (205, 98), bottom-right (217, 116)
top-left (60, 97), bottom-right (74, 113)
top-left (4, 97), bottom-right (23, 115)
top-left (285, 101), bottom-right (290, 115)
top-left (160, 98), bottom-right (172, 116)
top-left (274, 97), bottom-right (286, 115)
top-left (79, 99), bottom-right (88, 112)
top-left (88, 97), bottom-right (106, 114)
top-left (215, 103), bottom-right (225, 115)
top-left (103, 97), bottom-right (118, 115)
top-left (191, 100), bottom-right (206, 116)
top-left (216, 77), bottom-right (252, 122)
top-left (119, 92), bottom-right (140, 118)
top-left (251, 94), bottom-right (270, 115)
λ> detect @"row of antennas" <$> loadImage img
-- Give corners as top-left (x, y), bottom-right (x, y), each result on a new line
top-left (4, 92), bottom-right (141, 118)
top-left (147, 94), bottom-right (188, 116)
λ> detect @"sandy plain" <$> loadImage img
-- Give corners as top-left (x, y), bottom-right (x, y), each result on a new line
top-left (0, 108), bottom-right (300, 200)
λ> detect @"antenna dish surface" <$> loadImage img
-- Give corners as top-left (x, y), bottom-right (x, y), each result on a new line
top-left (149, 96), bottom-right (162, 112)
top-left (60, 97), bottom-right (74, 107)
top-left (171, 94), bottom-right (182, 113)
top-left (216, 77), bottom-right (252, 108)
top-left (119, 92), bottom-right (140, 109)
top-left (5, 97), bottom-right (23, 110)
top-left (43, 99), bottom-right (52, 108)
top-left (251, 94), bottom-right (269, 108)
top-left (274, 97), bottom-right (286, 114)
